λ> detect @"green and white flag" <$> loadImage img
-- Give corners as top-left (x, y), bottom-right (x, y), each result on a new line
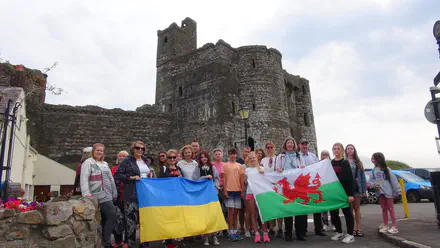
top-left (247, 159), bottom-right (349, 222)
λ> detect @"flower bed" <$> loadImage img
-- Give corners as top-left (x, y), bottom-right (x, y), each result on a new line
top-left (0, 198), bottom-right (44, 212)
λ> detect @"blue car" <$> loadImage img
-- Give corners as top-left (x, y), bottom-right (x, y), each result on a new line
top-left (393, 170), bottom-right (434, 203)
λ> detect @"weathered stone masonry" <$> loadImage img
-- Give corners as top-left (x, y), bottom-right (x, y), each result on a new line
top-left (1, 17), bottom-right (317, 163)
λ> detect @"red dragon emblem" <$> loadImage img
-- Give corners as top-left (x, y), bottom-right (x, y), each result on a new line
top-left (273, 173), bottom-right (323, 205)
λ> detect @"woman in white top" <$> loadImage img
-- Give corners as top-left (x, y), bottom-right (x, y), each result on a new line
top-left (177, 145), bottom-right (200, 180)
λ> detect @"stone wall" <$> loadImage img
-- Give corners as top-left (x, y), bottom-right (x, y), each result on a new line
top-left (0, 196), bottom-right (101, 248)
top-left (39, 104), bottom-right (173, 164)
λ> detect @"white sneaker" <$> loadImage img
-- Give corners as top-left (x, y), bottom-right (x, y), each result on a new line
top-left (331, 233), bottom-right (344, 241)
top-left (322, 224), bottom-right (329, 232)
top-left (245, 231), bottom-right (251, 238)
top-left (388, 227), bottom-right (399, 234)
top-left (379, 226), bottom-right (389, 233)
top-left (204, 237), bottom-right (210, 246)
top-left (342, 234), bottom-right (355, 244)
top-left (213, 236), bottom-right (220, 246)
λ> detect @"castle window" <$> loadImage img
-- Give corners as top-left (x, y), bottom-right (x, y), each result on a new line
top-left (304, 113), bottom-right (311, 127)
top-left (179, 86), bottom-right (183, 97)
top-left (252, 103), bottom-right (256, 110)
top-left (164, 36), bottom-right (168, 44)
top-left (302, 85), bottom-right (307, 94)
top-left (162, 104), bottom-right (166, 113)
top-left (251, 59), bottom-right (256, 68)
top-left (168, 104), bottom-right (173, 113)
top-left (232, 101), bottom-right (236, 114)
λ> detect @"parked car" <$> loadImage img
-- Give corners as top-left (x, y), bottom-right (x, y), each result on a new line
top-left (402, 168), bottom-right (440, 181)
top-left (393, 170), bottom-right (433, 203)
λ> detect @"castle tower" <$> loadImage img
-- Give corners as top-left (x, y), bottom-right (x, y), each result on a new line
top-left (156, 17), bottom-right (197, 67)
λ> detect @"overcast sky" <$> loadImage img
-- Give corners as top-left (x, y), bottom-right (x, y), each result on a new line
top-left (1, 0), bottom-right (439, 168)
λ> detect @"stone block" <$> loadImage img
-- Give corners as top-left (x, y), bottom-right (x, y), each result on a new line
top-left (69, 198), bottom-right (95, 220)
top-left (16, 210), bottom-right (43, 224)
top-left (0, 209), bottom-right (16, 220)
top-left (0, 217), bottom-right (16, 237)
top-left (76, 231), bottom-right (97, 248)
top-left (66, 217), bottom-right (85, 235)
top-left (42, 224), bottom-right (73, 240)
top-left (44, 201), bottom-right (73, 225)
top-left (5, 224), bottom-right (30, 241)
top-left (35, 234), bottom-right (78, 247)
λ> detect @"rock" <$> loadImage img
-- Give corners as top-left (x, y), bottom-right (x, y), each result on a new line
top-left (95, 211), bottom-right (101, 224)
top-left (49, 195), bottom-right (70, 202)
top-left (16, 210), bottom-right (43, 224)
top-left (44, 201), bottom-right (73, 225)
top-left (66, 217), bottom-right (85, 235)
top-left (0, 208), bottom-right (16, 220)
top-left (34, 234), bottom-right (78, 247)
top-left (42, 224), bottom-right (73, 240)
top-left (0, 217), bottom-right (16, 237)
top-left (5, 224), bottom-right (30, 241)
top-left (86, 219), bottom-right (97, 232)
top-left (69, 198), bottom-right (95, 220)
top-left (76, 231), bottom-right (97, 248)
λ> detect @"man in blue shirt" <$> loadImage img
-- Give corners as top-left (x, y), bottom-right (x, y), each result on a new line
top-left (299, 139), bottom-right (326, 237)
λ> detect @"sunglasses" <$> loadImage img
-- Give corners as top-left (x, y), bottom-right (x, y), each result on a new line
top-left (160, 154), bottom-right (166, 157)
top-left (266, 146), bottom-right (274, 149)
top-left (135, 147), bottom-right (146, 151)
top-left (167, 156), bottom-right (177, 159)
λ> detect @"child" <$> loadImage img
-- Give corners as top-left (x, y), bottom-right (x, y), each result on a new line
top-left (244, 152), bottom-right (270, 243)
top-left (223, 148), bottom-right (245, 241)
top-left (368, 152), bottom-right (401, 234)
top-left (198, 150), bottom-right (221, 246)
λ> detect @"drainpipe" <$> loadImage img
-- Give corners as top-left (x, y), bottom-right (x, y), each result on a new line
top-left (21, 135), bottom-right (30, 199)
top-left (0, 99), bottom-right (12, 199)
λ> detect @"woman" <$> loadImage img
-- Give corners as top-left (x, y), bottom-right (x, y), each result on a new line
top-left (177, 145), bottom-right (200, 180)
top-left (80, 143), bottom-right (117, 248)
top-left (255, 148), bottom-right (265, 165)
top-left (197, 150), bottom-right (221, 246)
top-left (73, 147), bottom-right (92, 196)
top-left (345, 144), bottom-right (367, 237)
top-left (320, 150), bottom-right (335, 232)
top-left (275, 137), bottom-right (307, 242)
top-left (112, 151), bottom-right (129, 248)
top-left (330, 143), bottom-right (355, 244)
top-left (116, 141), bottom-right (155, 248)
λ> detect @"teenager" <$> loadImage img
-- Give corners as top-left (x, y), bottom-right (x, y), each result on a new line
top-left (275, 137), bottom-right (307, 242)
top-left (330, 143), bottom-right (355, 244)
top-left (369, 152), bottom-right (401, 234)
top-left (244, 152), bottom-right (269, 243)
top-left (111, 150), bottom-right (129, 248)
top-left (223, 148), bottom-right (245, 241)
top-left (345, 144), bottom-right (367, 237)
top-left (320, 150), bottom-right (335, 232)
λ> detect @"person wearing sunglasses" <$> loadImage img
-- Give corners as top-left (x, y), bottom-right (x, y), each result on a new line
top-left (162, 149), bottom-right (183, 178)
top-left (115, 141), bottom-right (156, 248)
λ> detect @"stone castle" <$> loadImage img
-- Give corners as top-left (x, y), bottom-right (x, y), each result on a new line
top-left (0, 17), bottom-right (317, 164)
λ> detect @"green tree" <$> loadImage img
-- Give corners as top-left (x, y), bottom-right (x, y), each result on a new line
top-left (386, 160), bottom-right (411, 169)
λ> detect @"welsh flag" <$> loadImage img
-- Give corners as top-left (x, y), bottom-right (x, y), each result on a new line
top-left (247, 159), bottom-right (349, 222)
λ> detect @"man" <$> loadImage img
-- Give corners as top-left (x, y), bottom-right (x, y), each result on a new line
top-left (299, 139), bottom-right (326, 237)
top-left (236, 146), bottom-right (250, 164)
top-left (191, 141), bottom-right (201, 160)
top-left (158, 151), bottom-right (168, 178)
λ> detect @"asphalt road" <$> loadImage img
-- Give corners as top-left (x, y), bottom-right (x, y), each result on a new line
top-left (145, 201), bottom-right (436, 248)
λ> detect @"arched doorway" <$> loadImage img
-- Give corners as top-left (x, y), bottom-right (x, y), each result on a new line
top-left (248, 137), bottom-right (255, 151)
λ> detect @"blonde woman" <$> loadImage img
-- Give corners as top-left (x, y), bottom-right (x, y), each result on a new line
top-left (244, 152), bottom-right (269, 243)
top-left (177, 145), bottom-right (200, 180)
top-left (80, 143), bottom-right (117, 248)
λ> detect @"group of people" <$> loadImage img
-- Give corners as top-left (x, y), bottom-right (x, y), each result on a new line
top-left (72, 137), bottom-right (402, 248)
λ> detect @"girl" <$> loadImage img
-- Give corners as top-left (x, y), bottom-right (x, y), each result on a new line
top-left (369, 152), bottom-right (401, 234)
top-left (345, 144), bottom-right (367, 237)
top-left (330, 143), bottom-right (355, 244)
top-left (320, 150), bottom-right (335, 232)
top-left (198, 150), bottom-right (221, 246)
top-left (80, 143), bottom-right (117, 248)
top-left (255, 148), bottom-right (265, 165)
top-left (244, 152), bottom-right (269, 243)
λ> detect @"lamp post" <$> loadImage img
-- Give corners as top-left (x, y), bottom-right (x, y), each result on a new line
top-left (238, 106), bottom-right (250, 146)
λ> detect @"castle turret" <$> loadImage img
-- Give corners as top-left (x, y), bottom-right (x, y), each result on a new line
top-left (156, 17), bottom-right (197, 67)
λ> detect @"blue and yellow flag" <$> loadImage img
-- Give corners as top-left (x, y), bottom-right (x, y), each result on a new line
top-left (136, 177), bottom-right (228, 242)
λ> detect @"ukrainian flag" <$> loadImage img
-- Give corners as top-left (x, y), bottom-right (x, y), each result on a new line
top-left (137, 177), bottom-right (228, 242)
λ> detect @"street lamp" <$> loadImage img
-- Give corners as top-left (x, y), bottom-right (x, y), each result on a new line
top-left (238, 106), bottom-right (250, 145)
top-left (433, 20), bottom-right (440, 58)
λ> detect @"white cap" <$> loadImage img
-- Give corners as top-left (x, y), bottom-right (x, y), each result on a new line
top-left (83, 147), bottom-right (93, 153)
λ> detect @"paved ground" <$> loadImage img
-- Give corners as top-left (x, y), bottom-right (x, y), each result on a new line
top-left (138, 200), bottom-right (439, 248)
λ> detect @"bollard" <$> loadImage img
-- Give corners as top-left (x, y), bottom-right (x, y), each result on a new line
top-left (430, 171), bottom-right (440, 229)
top-left (399, 178), bottom-right (410, 218)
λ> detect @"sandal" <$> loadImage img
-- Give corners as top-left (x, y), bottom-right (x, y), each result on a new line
top-left (352, 230), bottom-right (357, 236)
top-left (356, 230), bottom-right (364, 237)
